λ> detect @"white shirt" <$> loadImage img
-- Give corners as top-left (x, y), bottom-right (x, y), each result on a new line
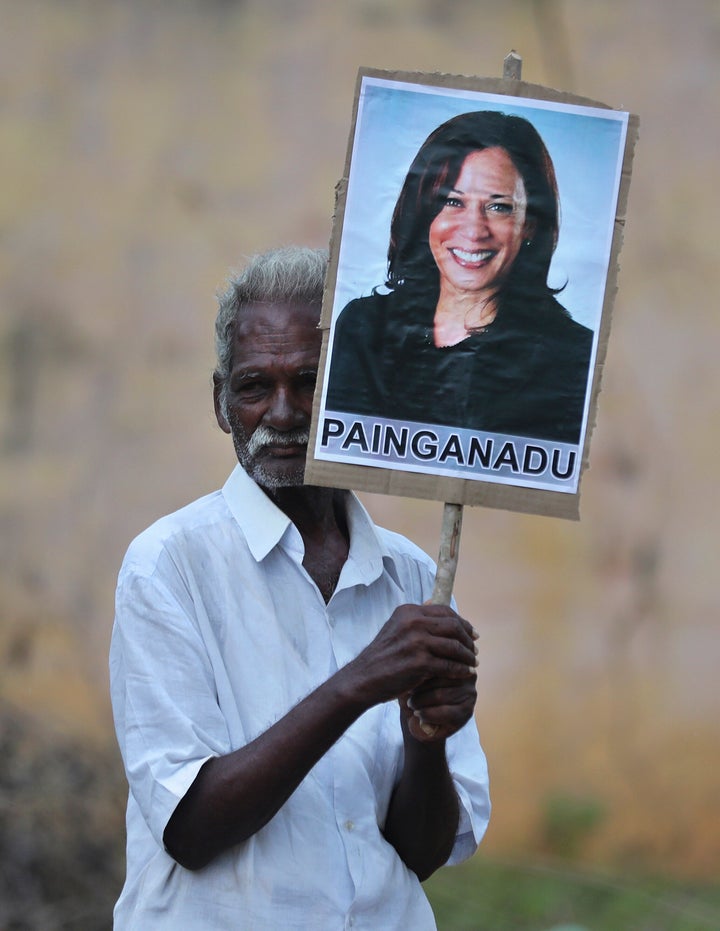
top-left (110, 465), bottom-right (490, 930)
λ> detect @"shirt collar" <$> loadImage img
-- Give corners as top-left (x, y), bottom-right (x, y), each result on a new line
top-left (221, 465), bottom-right (402, 588)
top-left (338, 493), bottom-right (403, 591)
top-left (222, 465), bottom-right (292, 562)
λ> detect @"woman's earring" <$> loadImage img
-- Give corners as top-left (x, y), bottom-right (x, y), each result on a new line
top-left (524, 238), bottom-right (532, 248)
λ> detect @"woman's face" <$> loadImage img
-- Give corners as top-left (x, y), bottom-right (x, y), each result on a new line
top-left (428, 147), bottom-right (530, 299)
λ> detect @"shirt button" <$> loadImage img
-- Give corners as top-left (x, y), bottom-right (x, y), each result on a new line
top-left (344, 820), bottom-right (354, 831)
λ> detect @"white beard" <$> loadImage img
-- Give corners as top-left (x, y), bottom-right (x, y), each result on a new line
top-left (227, 420), bottom-right (310, 490)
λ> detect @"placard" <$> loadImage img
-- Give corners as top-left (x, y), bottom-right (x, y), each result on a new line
top-left (306, 68), bottom-right (638, 518)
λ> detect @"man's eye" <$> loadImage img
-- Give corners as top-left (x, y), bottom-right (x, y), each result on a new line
top-left (233, 380), bottom-right (266, 396)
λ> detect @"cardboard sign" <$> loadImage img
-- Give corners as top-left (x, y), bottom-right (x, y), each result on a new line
top-left (306, 68), bottom-right (638, 519)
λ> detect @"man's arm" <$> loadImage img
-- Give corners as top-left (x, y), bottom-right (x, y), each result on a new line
top-left (163, 603), bottom-right (478, 871)
top-left (382, 675), bottom-right (478, 880)
top-left (163, 670), bottom-right (368, 870)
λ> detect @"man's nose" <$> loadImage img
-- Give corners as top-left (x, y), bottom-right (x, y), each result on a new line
top-left (265, 386), bottom-right (305, 429)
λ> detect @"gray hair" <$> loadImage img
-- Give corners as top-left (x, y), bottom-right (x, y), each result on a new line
top-left (214, 246), bottom-right (328, 413)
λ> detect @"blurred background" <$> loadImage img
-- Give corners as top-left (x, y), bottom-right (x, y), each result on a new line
top-left (1, 1), bottom-right (718, 928)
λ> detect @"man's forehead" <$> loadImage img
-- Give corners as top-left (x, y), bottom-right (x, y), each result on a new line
top-left (234, 301), bottom-right (320, 338)
top-left (231, 301), bottom-right (321, 368)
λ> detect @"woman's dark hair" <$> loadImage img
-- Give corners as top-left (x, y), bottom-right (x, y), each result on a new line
top-left (386, 110), bottom-right (561, 304)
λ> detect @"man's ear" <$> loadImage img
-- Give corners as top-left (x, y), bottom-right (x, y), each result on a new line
top-left (213, 373), bottom-right (231, 434)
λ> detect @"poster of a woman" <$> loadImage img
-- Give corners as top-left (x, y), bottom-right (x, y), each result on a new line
top-left (310, 71), bottom-right (634, 512)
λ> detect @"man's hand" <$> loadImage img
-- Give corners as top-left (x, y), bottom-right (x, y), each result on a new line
top-left (401, 673), bottom-right (477, 742)
top-left (376, 608), bottom-right (479, 880)
top-left (342, 603), bottom-right (478, 709)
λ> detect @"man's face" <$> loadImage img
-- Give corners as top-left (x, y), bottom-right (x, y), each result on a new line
top-left (215, 302), bottom-right (321, 490)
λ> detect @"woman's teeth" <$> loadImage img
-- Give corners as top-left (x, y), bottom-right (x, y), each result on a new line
top-left (450, 248), bottom-right (494, 263)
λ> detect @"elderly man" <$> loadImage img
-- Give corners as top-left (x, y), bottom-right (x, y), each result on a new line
top-left (110, 247), bottom-right (490, 929)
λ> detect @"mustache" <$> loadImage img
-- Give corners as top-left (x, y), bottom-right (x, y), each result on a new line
top-left (245, 426), bottom-right (310, 456)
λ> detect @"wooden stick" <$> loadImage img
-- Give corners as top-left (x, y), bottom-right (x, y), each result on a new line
top-left (503, 49), bottom-right (523, 80)
top-left (429, 503), bottom-right (464, 606)
top-left (428, 52), bottom-right (521, 611)
top-left (421, 505), bottom-right (464, 735)
top-left (420, 53), bottom-right (522, 735)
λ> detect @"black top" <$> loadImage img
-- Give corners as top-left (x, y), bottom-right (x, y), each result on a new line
top-left (325, 287), bottom-right (593, 444)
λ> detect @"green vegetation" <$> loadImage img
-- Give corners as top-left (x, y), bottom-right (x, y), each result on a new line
top-left (425, 856), bottom-right (720, 931)
top-left (540, 792), bottom-right (606, 860)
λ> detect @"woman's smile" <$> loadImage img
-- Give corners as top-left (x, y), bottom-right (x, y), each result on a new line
top-left (449, 247), bottom-right (496, 266)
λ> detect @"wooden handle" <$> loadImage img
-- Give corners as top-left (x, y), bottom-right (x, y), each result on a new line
top-left (419, 503), bottom-right (464, 736)
top-left (430, 502), bottom-right (464, 605)
top-left (420, 51), bottom-right (517, 733)
top-left (503, 49), bottom-right (522, 80)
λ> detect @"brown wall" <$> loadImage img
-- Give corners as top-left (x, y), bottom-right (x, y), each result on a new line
top-left (1, 0), bottom-right (718, 879)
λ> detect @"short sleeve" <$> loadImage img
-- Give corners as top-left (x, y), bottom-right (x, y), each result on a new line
top-left (445, 716), bottom-right (491, 866)
top-left (110, 549), bottom-right (233, 848)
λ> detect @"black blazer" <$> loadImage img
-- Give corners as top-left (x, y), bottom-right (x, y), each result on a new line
top-left (326, 287), bottom-right (593, 444)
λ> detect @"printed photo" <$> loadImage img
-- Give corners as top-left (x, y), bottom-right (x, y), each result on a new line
top-left (313, 73), bottom-right (630, 496)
